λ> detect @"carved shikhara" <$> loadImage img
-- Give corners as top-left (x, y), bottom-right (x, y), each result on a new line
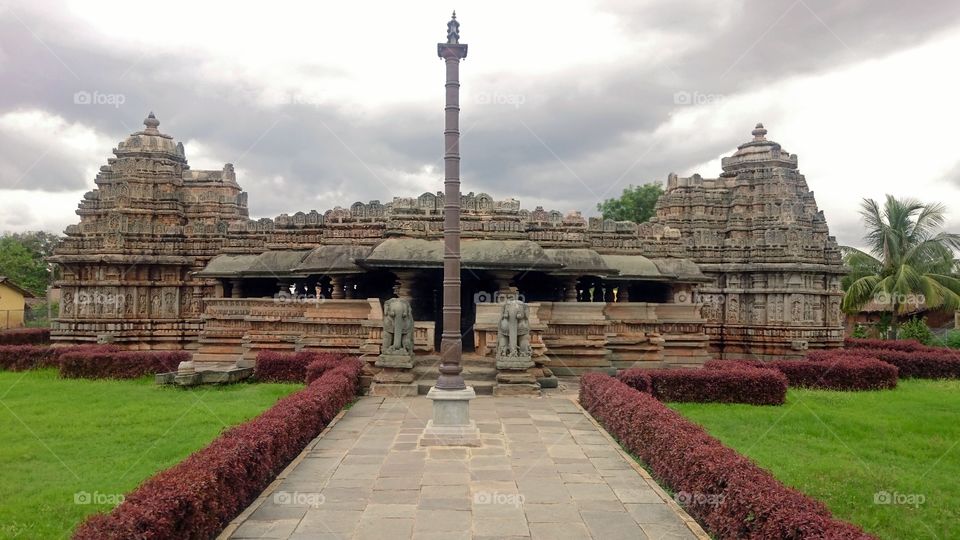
top-left (652, 124), bottom-right (845, 358)
top-left (50, 116), bottom-right (843, 363)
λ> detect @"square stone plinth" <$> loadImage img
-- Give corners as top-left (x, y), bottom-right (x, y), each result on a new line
top-left (375, 354), bottom-right (415, 370)
top-left (420, 387), bottom-right (481, 447)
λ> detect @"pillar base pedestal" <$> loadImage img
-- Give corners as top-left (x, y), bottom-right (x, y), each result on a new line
top-left (420, 386), bottom-right (481, 447)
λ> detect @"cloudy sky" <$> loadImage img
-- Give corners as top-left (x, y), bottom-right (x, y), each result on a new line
top-left (1, 0), bottom-right (959, 247)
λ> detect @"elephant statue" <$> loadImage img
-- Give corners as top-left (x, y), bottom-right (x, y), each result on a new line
top-left (381, 297), bottom-right (415, 356)
top-left (496, 300), bottom-right (532, 360)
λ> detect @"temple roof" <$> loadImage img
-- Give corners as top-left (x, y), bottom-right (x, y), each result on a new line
top-left (358, 239), bottom-right (560, 271)
top-left (195, 254), bottom-right (261, 277)
top-left (649, 258), bottom-right (711, 282)
top-left (600, 255), bottom-right (665, 281)
top-left (295, 245), bottom-right (371, 275)
top-left (545, 249), bottom-right (614, 276)
top-left (196, 251), bottom-right (311, 278)
top-left (244, 250), bottom-right (312, 277)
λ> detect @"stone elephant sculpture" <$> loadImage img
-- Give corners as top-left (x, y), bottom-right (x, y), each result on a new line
top-left (382, 297), bottom-right (415, 355)
top-left (497, 300), bottom-right (532, 358)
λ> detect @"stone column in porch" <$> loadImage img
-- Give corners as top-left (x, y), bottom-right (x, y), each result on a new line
top-left (564, 276), bottom-right (579, 302)
top-left (229, 278), bottom-right (244, 299)
top-left (330, 275), bottom-right (345, 300)
top-left (393, 271), bottom-right (416, 299)
top-left (491, 270), bottom-right (518, 302)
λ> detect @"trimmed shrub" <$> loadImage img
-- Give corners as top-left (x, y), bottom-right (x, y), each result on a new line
top-left (59, 350), bottom-right (189, 379)
top-left (0, 344), bottom-right (121, 372)
top-left (616, 369), bottom-right (652, 394)
top-left (73, 359), bottom-right (363, 540)
top-left (618, 367), bottom-right (787, 405)
top-left (809, 348), bottom-right (960, 380)
top-left (304, 354), bottom-right (349, 384)
top-left (579, 373), bottom-right (873, 540)
top-left (254, 351), bottom-right (313, 382)
top-left (709, 356), bottom-right (898, 391)
top-left (0, 328), bottom-right (50, 345)
top-left (770, 357), bottom-right (898, 391)
top-left (844, 338), bottom-right (925, 352)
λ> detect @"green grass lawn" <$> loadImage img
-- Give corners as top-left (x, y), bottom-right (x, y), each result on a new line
top-left (0, 369), bottom-right (301, 539)
top-left (670, 379), bottom-right (960, 540)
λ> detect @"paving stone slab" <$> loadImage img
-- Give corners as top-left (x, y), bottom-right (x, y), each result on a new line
top-left (226, 395), bottom-right (705, 540)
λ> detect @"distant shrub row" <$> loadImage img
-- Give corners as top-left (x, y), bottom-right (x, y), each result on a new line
top-left (74, 359), bottom-right (364, 539)
top-left (817, 342), bottom-right (960, 379)
top-left (0, 327), bottom-right (49, 345)
top-left (579, 373), bottom-right (873, 540)
top-left (706, 356), bottom-right (899, 391)
top-left (617, 367), bottom-right (787, 405)
top-left (59, 350), bottom-right (189, 380)
top-left (0, 345), bottom-right (187, 380)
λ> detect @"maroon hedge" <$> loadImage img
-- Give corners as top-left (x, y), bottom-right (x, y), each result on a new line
top-left (59, 350), bottom-right (189, 379)
top-left (579, 373), bottom-right (873, 540)
top-left (0, 344), bottom-right (121, 372)
top-left (618, 367), bottom-right (787, 405)
top-left (0, 327), bottom-right (50, 345)
top-left (809, 348), bottom-right (960, 380)
top-left (707, 357), bottom-right (899, 391)
top-left (844, 338), bottom-right (925, 352)
top-left (304, 354), bottom-right (349, 384)
top-left (254, 350), bottom-right (349, 383)
top-left (73, 359), bottom-right (363, 540)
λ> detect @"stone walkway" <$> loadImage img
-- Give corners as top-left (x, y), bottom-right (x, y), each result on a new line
top-left (222, 393), bottom-right (706, 540)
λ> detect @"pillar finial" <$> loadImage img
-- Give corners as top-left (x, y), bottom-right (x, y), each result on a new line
top-left (446, 11), bottom-right (460, 44)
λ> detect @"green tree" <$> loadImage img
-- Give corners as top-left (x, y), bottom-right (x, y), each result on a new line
top-left (596, 183), bottom-right (664, 223)
top-left (841, 196), bottom-right (960, 337)
top-left (0, 232), bottom-right (61, 295)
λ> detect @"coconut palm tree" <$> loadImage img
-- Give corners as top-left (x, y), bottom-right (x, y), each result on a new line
top-left (842, 195), bottom-right (960, 337)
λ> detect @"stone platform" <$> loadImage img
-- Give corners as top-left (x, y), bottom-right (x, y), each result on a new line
top-left (221, 391), bottom-right (706, 539)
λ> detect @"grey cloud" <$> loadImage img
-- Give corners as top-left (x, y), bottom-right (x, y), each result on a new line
top-left (2, 1), bottom-right (959, 230)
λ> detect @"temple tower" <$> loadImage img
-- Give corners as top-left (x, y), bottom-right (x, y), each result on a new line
top-left (653, 124), bottom-right (845, 358)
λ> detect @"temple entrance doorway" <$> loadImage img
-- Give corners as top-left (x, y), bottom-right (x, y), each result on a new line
top-left (427, 270), bottom-right (497, 353)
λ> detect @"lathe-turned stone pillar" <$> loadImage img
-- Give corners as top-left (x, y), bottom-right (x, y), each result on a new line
top-left (330, 275), bottom-right (345, 300)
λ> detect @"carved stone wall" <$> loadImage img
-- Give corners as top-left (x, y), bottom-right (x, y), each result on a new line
top-left (652, 124), bottom-right (845, 358)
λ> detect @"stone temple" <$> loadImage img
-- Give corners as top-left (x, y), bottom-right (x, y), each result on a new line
top-left (50, 113), bottom-right (844, 389)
